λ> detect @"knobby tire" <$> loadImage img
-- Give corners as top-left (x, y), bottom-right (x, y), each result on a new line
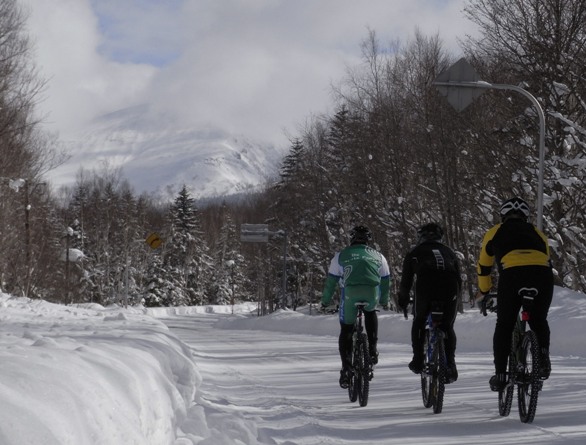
top-left (498, 353), bottom-right (514, 417)
top-left (517, 330), bottom-right (541, 423)
top-left (421, 331), bottom-right (434, 409)
top-left (348, 333), bottom-right (358, 403)
top-left (432, 333), bottom-right (446, 414)
top-left (421, 329), bottom-right (446, 413)
top-left (348, 369), bottom-right (358, 403)
top-left (356, 332), bottom-right (371, 407)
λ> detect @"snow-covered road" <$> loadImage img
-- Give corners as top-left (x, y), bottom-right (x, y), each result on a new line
top-left (163, 302), bottom-right (586, 445)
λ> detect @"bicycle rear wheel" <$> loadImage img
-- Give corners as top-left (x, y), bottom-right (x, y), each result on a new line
top-left (431, 334), bottom-right (446, 414)
top-left (517, 330), bottom-right (541, 423)
top-left (421, 331), bottom-right (433, 409)
top-left (498, 353), bottom-right (514, 417)
top-left (356, 332), bottom-right (371, 407)
top-left (348, 336), bottom-right (358, 403)
top-left (347, 368), bottom-right (358, 403)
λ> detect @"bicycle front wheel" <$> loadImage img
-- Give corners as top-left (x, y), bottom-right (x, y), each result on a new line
top-left (421, 331), bottom-right (433, 409)
top-left (498, 353), bottom-right (514, 417)
top-left (431, 334), bottom-right (446, 414)
top-left (348, 341), bottom-right (358, 403)
top-left (517, 330), bottom-right (541, 423)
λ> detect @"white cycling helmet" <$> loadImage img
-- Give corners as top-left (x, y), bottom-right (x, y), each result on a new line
top-left (499, 197), bottom-right (530, 221)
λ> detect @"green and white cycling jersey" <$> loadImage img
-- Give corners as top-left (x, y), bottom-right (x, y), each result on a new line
top-left (321, 243), bottom-right (391, 322)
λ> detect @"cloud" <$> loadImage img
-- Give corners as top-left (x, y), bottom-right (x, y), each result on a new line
top-left (21, 0), bottom-right (156, 137)
top-left (21, 0), bottom-right (478, 145)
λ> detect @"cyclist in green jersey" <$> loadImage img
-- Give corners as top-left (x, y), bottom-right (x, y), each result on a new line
top-left (321, 226), bottom-right (391, 388)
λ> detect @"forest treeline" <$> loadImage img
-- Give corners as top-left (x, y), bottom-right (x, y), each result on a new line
top-left (1, 0), bottom-right (585, 309)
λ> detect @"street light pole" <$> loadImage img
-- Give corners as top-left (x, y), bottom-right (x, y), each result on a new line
top-left (433, 79), bottom-right (546, 230)
top-left (24, 180), bottom-right (31, 295)
top-left (281, 230), bottom-right (288, 308)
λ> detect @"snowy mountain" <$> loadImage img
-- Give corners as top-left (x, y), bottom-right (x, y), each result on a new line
top-left (48, 104), bottom-right (286, 200)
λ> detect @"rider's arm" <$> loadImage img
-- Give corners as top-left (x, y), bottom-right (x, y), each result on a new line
top-left (379, 275), bottom-right (391, 306)
top-left (378, 254), bottom-right (391, 306)
top-left (535, 226), bottom-right (552, 259)
top-left (321, 253), bottom-right (342, 306)
top-left (321, 275), bottom-right (339, 306)
top-left (477, 225), bottom-right (499, 293)
top-left (397, 252), bottom-right (414, 305)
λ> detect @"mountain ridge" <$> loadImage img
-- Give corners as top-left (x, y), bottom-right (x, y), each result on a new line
top-left (48, 104), bottom-right (286, 201)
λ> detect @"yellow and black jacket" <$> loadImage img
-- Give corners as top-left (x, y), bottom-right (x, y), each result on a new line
top-left (477, 219), bottom-right (550, 293)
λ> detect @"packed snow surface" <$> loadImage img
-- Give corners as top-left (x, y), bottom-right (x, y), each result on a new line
top-left (0, 287), bottom-right (584, 444)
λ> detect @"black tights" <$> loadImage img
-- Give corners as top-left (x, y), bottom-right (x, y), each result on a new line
top-left (412, 297), bottom-right (458, 363)
top-left (493, 266), bottom-right (553, 373)
top-left (338, 310), bottom-right (378, 368)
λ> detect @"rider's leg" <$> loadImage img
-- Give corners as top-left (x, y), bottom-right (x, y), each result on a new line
top-left (490, 271), bottom-right (521, 390)
top-left (338, 323), bottom-right (354, 388)
top-left (442, 294), bottom-right (459, 382)
top-left (344, 288), bottom-right (378, 363)
top-left (493, 272), bottom-right (522, 373)
top-left (364, 310), bottom-right (378, 363)
top-left (337, 290), bottom-right (357, 388)
top-left (338, 323), bottom-right (354, 369)
top-left (409, 294), bottom-right (428, 373)
top-left (525, 266), bottom-right (554, 379)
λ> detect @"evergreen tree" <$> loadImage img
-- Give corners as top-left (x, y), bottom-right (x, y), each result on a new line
top-left (209, 203), bottom-right (246, 305)
top-left (164, 185), bottom-right (212, 306)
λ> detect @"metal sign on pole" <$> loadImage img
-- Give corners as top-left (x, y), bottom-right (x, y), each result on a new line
top-left (434, 58), bottom-right (485, 112)
top-left (240, 224), bottom-right (288, 310)
top-left (240, 224), bottom-right (269, 242)
top-left (433, 58), bottom-right (545, 230)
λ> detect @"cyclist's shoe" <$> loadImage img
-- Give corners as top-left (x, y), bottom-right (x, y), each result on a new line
top-left (489, 373), bottom-right (507, 392)
top-left (408, 357), bottom-right (423, 374)
top-left (539, 348), bottom-right (551, 380)
top-left (446, 363), bottom-right (458, 384)
top-left (339, 369), bottom-right (350, 389)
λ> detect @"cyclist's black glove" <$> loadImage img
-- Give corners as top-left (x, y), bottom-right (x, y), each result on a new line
top-left (397, 293), bottom-right (408, 311)
top-left (320, 303), bottom-right (328, 313)
top-left (480, 293), bottom-right (493, 316)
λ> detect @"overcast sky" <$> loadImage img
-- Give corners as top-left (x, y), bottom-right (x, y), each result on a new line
top-left (20, 0), bottom-right (478, 148)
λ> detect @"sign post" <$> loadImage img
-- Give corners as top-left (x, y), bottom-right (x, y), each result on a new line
top-left (240, 224), bottom-right (288, 310)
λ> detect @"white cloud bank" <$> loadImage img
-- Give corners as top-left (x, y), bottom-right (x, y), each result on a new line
top-left (21, 0), bottom-right (478, 147)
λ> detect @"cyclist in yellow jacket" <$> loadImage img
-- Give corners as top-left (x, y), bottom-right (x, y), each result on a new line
top-left (476, 197), bottom-right (553, 391)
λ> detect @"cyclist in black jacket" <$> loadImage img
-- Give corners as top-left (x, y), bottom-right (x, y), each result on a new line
top-left (398, 223), bottom-right (462, 383)
top-left (476, 197), bottom-right (554, 391)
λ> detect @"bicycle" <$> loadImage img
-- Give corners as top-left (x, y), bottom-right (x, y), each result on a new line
top-left (418, 300), bottom-right (448, 414)
top-left (347, 302), bottom-right (373, 407)
top-left (482, 288), bottom-right (543, 423)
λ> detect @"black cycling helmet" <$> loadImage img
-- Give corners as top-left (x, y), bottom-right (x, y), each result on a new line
top-left (350, 225), bottom-right (372, 245)
top-left (500, 197), bottom-right (530, 221)
top-left (417, 223), bottom-right (443, 243)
